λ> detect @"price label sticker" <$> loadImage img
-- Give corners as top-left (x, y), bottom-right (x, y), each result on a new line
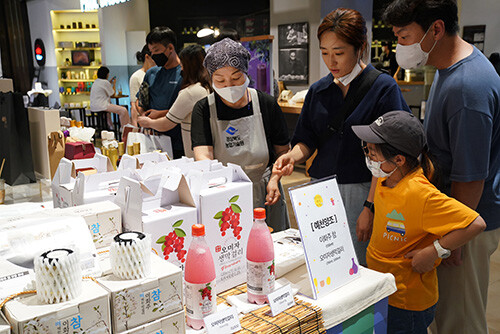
top-left (267, 284), bottom-right (296, 317)
top-left (204, 307), bottom-right (241, 334)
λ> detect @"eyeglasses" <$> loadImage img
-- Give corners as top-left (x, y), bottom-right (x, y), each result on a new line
top-left (361, 141), bottom-right (370, 156)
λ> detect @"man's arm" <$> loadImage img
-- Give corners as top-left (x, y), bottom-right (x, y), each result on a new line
top-left (451, 180), bottom-right (485, 210)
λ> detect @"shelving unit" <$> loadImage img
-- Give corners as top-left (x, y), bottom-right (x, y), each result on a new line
top-left (51, 9), bottom-right (101, 108)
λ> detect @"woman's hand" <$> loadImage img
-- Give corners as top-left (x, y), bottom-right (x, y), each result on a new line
top-left (145, 109), bottom-right (163, 119)
top-left (273, 153), bottom-right (295, 177)
top-left (356, 207), bottom-right (373, 242)
top-left (265, 175), bottom-right (281, 205)
top-left (137, 116), bottom-right (151, 128)
top-left (405, 245), bottom-right (439, 274)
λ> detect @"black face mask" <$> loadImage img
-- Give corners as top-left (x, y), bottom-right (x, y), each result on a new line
top-left (152, 53), bottom-right (168, 67)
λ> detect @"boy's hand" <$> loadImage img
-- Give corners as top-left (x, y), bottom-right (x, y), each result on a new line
top-left (405, 245), bottom-right (439, 273)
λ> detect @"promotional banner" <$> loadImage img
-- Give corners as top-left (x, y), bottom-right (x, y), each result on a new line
top-left (289, 176), bottom-right (359, 299)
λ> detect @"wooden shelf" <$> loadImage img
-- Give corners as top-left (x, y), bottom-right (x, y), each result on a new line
top-left (51, 10), bottom-right (97, 14)
top-left (59, 79), bottom-right (94, 83)
top-left (56, 47), bottom-right (101, 51)
top-left (60, 92), bottom-right (91, 96)
top-left (58, 66), bottom-right (100, 70)
top-left (53, 28), bottom-right (99, 32)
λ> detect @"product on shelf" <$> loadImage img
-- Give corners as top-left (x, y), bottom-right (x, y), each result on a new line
top-left (110, 231), bottom-right (151, 280)
top-left (246, 208), bottom-right (275, 304)
top-left (97, 254), bottom-right (183, 333)
top-left (34, 248), bottom-right (82, 304)
top-left (184, 224), bottom-right (217, 330)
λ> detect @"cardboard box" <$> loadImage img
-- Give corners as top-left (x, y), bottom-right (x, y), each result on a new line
top-left (0, 310), bottom-right (12, 334)
top-left (28, 107), bottom-right (61, 179)
top-left (3, 281), bottom-right (111, 334)
top-left (0, 214), bottom-right (102, 301)
top-left (187, 164), bottom-right (253, 293)
top-left (118, 310), bottom-right (185, 334)
top-left (52, 154), bottom-right (133, 208)
top-left (97, 255), bottom-right (183, 333)
top-left (57, 201), bottom-right (122, 249)
top-left (115, 170), bottom-right (198, 269)
top-left (0, 78), bottom-right (13, 93)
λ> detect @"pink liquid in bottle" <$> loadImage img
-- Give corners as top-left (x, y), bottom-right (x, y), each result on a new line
top-left (246, 208), bottom-right (275, 304)
top-left (184, 224), bottom-right (216, 330)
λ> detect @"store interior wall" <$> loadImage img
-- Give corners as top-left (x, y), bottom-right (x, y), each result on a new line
top-left (99, 0), bottom-right (150, 108)
top-left (270, 0), bottom-right (322, 94)
top-left (459, 0), bottom-right (500, 57)
top-left (26, 0), bottom-right (149, 108)
top-left (27, 0), bottom-right (80, 107)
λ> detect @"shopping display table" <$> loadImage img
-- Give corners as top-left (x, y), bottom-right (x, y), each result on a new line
top-left (274, 230), bottom-right (397, 333)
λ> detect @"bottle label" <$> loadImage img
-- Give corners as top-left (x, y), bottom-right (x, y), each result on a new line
top-left (185, 280), bottom-right (216, 320)
top-left (247, 259), bottom-right (275, 295)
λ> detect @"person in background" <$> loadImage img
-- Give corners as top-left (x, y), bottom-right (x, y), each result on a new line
top-left (352, 110), bottom-right (486, 334)
top-left (489, 52), bottom-right (500, 76)
top-left (129, 44), bottom-right (155, 127)
top-left (138, 45), bottom-right (211, 158)
top-left (90, 66), bottom-right (130, 128)
top-left (384, 1), bottom-right (500, 333)
top-left (191, 38), bottom-right (291, 232)
top-left (271, 8), bottom-right (410, 266)
top-left (380, 41), bottom-right (398, 76)
top-left (136, 26), bottom-right (184, 158)
top-left (216, 28), bottom-right (240, 42)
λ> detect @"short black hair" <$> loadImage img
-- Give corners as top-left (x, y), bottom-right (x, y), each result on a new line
top-left (216, 28), bottom-right (240, 42)
top-left (383, 0), bottom-right (459, 35)
top-left (146, 26), bottom-right (177, 50)
top-left (135, 44), bottom-right (151, 63)
top-left (97, 66), bottom-right (109, 79)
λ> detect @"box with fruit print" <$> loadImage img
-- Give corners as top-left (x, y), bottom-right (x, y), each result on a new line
top-left (188, 163), bottom-right (253, 293)
top-left (118, 310), bottom-right (185, 334)
top-left (115, 170), bottom-right (198, 268)
top-left (3, 280), bottom-right (111, 334)
top-left (96, 254), bottom-right (183, 333)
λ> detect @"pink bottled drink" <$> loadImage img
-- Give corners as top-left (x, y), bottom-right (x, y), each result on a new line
top-left (184, 224), bottom-right (216, 329)
top-left (246, 208), bottom-right (275, 304)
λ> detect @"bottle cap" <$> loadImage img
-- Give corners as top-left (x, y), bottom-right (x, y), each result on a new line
top-left (192, 224), bottom-right (205, 236)
top-left (254, 208), bottom-right (266, 219)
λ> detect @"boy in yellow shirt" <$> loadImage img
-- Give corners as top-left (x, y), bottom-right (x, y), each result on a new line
top-left (352, 111), bottom-right (486, 333)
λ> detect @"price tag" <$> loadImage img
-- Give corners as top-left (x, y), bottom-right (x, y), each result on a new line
top-left (204, 307), bottom-right (241, 334)
top-left (267, 284), bottom-right (296, 317)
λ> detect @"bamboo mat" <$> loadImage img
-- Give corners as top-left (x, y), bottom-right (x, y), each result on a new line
top-left (216, 283), bottom-right (326, 334)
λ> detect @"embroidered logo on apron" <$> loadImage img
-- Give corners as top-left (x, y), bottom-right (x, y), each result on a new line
top-left (224, 125), bottom-right (245, 148)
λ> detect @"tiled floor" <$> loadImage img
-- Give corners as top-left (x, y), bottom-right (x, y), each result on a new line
top-left (282, 170), bottom-right (500, 333)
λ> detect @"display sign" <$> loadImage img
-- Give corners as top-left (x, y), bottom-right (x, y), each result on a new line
top-left (289, 176), bottom-right (359, 299)
top-left (267, 284), bottom-right (295, 317)
top-left (204, 307), bottom-right (241, 334)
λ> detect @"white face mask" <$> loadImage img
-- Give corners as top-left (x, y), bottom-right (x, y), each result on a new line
top-left (365, 156), bottom-right (397, 178)
top-left (337, 61), bottom-right (363, 86)
top-left (213, 75), bottom-right (250, 103)
top-left (395, 24), bottom-right (437, 69)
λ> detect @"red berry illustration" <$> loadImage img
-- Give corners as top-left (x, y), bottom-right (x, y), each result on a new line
top-left (215, 195), bottom-right (243, 238)
top-left (156, 220), bottom-right (187, 263)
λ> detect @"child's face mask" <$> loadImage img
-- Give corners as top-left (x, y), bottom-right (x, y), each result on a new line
top-left (365, 156), bottom-right (397, 178)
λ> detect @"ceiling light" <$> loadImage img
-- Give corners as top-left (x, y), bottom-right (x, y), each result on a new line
top-left (197, 28), bottom-right (214, 38)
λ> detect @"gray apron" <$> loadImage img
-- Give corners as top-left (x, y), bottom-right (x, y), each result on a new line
top-left (208, 89), bottom-right (290, 231)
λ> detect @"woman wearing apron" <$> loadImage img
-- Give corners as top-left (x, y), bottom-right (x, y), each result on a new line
top-left (191, 38), bottom-right (291, 232)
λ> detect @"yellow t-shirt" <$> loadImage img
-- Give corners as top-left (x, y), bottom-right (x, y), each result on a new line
top-left (367, 168), bottom-right (479, 311)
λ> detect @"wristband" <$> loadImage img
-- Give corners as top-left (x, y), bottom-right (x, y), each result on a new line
top-left (363, 200), bottom-right (374, 213)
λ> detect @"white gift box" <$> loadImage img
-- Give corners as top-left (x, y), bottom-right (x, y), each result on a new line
top-left (0, 214), bottom-right (102, 301)
top-left (57, 201), bottom-right (122, 249)
top-left (52, 154), bottom-right (133, 208)
top-left (115, 170), bottom-right (197, 270)
top-left (96, 255), bottom-right (183, 333)
top-left (117, 310), bottom-right (185, 334)
top-left (3, 280), bottom-right (111, 334)
top-left (187, 164), bottom-right (253, 293)
top-left (0, 311), bottom-right (11, 334)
